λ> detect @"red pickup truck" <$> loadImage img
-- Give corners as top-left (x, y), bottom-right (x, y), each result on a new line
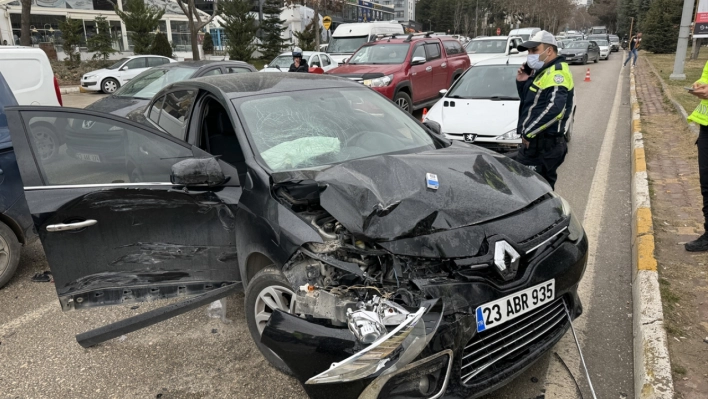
top-left (328, 34), bottom-right (471, 113)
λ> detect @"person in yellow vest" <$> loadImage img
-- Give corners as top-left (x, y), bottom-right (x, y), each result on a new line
top-left (515, 31), bottom-right (575, 189)
top-left (686, 61), bottom-right (708, 251)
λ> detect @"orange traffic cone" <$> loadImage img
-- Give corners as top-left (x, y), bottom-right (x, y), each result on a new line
top-left (584, 68), bottom-right (591, 82)
top-left (422, 108), bottom-right (428, 121)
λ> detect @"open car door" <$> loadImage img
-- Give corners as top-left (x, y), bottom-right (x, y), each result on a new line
top-left (5, 107), bottom-right (243, 315)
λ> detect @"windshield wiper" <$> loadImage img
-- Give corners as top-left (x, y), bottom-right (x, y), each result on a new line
top-left (275, 65), bottom-right (282, 72)
top-left (490, 96), bottom-right (519, 101)
top-left (446, 94), bottom-right (466, 99)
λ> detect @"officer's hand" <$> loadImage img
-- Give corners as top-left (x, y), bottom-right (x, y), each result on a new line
top-left (522, 137), bottom-right (530, 148)
top-left (692, 82), bottom-right (704, 90)
top-left (692, 84), bottom-right (708, 99)
top-left (517, 67), bottom-right (529, 82)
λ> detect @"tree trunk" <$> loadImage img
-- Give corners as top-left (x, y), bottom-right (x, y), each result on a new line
top-left (314, 1), bottom-right (320, 50)
top-left (20, 0), bottom-right (31, 46)
top-left (691, 38), bottom-right (702, 60)
top-left (189, 0), bottom-right (200, 60)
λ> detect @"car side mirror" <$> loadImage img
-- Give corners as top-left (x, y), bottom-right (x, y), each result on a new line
top-left (342, 58), bottom-right (349, 64)
top-left (121, 66), bottom-right (129, 71)
top-left (439, 89), bottom-right (448, 98)
top-left (171, 157), bottom-right (226, 186)
top-left (423, 120), bottom-right (442, 135)
top-left (411, 56), bottom-right (426, 65)
top-left (509, 48), bottom-right (519, 54)
top-left (264, 64), bottom-right (269, 68)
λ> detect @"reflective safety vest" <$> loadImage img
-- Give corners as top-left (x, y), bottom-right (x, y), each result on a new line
top-left (688, 61), bottom-right (708, 126)
top-left (518, 59), bottom-right (575, 139)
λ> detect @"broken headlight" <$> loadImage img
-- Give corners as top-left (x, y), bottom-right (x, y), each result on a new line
top-left (560, 197), bottom-right (584, 242)
top-left (306, 305), bottom-right (432, 385)
top-left (496, 129), bottom-right (520, 140)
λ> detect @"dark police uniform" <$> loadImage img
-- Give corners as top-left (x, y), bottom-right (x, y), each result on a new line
top-left (289, 59), bottom-right (309, 73)
top-left (515, 56), bottom-right (574, 189)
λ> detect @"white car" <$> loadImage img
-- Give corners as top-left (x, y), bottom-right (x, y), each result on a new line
top-left (424, 56), bottom-right (575, 153)
top-left (593, 39), bottom-right (612, 60)
top-left (260, 51), bottom-right (338, 73)
top-left (465, 36), bottom-right (525, 66)
top-left (81, 55), bottom-right (175, 94)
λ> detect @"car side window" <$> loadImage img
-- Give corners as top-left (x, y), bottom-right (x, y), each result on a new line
top-left (125, 58), bottom-right (147, 70)
top-left (412, 45), bottom-right (426, 61)
top-left (226, 67), bottom-right (251, 74)
top-left (22, 111), bottom-right (192, 185)
top-left (157, 90), bottom-right (197, 139)
top-left (321, 55), bottom-right (331, 66)
top-left (201, 68), bottom-right (222, 77)
top-left (425, 43), bottom-right (441, 60)
top-left (147, 57), bottom-right (165, 67)
top-left (149, 95), bottom-right (165, 124)
top-left (310, 55), bottom-right (321, 67)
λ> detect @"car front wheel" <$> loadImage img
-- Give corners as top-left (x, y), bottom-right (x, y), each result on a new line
top-left (394, 91), bottom-right (412, 114)
top-left (101, 78), bottom-right (120, 94)
top-left (582, 55), bottom-right (588, 65)
top-left (245, 266), bottom-right (296, 375)
top-left (0, 222), bottom-right (21, 288)
top-left (29, 123), bottom-right (60, 162)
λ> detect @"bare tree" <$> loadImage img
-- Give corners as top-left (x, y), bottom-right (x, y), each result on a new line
top-left (20, 0), bottom-right (31, 46)
top-left (175, 0), bottom-right (219, 60)
top-left (453, 0), bottom-right (464, 35)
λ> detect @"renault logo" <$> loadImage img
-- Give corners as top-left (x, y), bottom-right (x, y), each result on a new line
top-left (494, 240), bottom-right (520, 281)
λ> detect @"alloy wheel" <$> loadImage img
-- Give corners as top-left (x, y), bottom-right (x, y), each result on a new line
top-left (103, 80), bottom-right (118, 93)
top-left (254, 285), bottom-right (295, 335)
top-left (396, 97), bottom-right (410, 112)
top-left (0, 235), bottom-right (9, 276)
top-left (31, 127), bottom-right (57, 161)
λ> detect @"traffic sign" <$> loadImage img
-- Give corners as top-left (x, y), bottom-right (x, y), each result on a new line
top-left (496, 27), bottom-right (501, 36)
top-left (323, 16), bottom-right (332, 30)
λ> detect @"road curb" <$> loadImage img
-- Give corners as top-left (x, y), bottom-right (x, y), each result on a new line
top-left (629, 65), bottom-right (675, 399)
top-left (643, 56), bottom-right (700, 136)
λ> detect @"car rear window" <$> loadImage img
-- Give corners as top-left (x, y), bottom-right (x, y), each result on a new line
top-left (443, 40), bottom-right (464, 55)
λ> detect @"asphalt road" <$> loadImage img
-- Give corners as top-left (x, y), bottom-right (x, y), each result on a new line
top-left (0, 56), bottom-right (634, 399)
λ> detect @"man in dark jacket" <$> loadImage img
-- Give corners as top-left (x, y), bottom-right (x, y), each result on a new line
top-left (515, 30), bottom-right (574, 190)
top-left (289, 47), bottom-right (309, 73)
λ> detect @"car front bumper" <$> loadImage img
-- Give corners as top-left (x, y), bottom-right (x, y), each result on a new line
top-left (262, 231), bottom-right (588, 399)
top-left (81, 81), bottom-right (100, 91)
top-left (444, 133), bottom-right (520, 153)
top-left (563, 54), bottom-right (587, 63)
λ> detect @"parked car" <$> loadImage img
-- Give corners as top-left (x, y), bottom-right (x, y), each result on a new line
top-left (594, 39), bottom-right (612, 60)
top-left (81, 55), bottom-right (176, 94)
top-left (260, 51), bottom-right (337, 73)
top-left (4, 72), bottom-right (588, 398)
top-left (0, 72), bottom-right (36, 288)
top-left (508, 27), bottom-right (540, 41)
top-left (327, 22), bottom-right (404, 64)
top-left (329, 35), bottom-right (471, 113)
top-left (87, 60), bottom-right (257, 117)
top-left (609, 35), bottom-right (620, 52)
top-left (465, 36), bottom-right (525, 66)
top-left (559, 40), bottom-right (600, 64)
top-left (424, 56), bottom-right (575, 153)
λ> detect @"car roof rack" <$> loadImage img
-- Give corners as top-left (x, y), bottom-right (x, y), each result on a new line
top-left (375, 31), bottom-right (435, 42)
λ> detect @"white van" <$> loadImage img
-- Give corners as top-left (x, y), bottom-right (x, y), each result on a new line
top-left (327, 22), bottom-right (405, 64)
top-left (0, 47), bottom-right (62, 106)
top-left (508, 27), bottom-right (541, 42)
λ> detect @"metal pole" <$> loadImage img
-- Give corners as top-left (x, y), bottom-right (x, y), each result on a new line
top-left (671, 0), bottom-right (696, 80)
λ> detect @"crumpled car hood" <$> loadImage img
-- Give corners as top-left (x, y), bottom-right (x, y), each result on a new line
top-left (313, 144), bottom-right (550, 242)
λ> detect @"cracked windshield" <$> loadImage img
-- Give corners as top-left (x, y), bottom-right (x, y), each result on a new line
top-left (235, 88), bottom-right (434, 171)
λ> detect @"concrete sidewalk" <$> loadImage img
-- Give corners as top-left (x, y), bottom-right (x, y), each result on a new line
top-left (636, 56), bottom-right (708, 398)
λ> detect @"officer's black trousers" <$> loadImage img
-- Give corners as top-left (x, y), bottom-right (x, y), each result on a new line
top-left (514, 139), bottom-right (568, 190)
top-left (697, 125), bottom-right (708, 232)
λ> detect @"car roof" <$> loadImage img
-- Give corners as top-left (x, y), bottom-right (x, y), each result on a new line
top-left (473, 55), bottom-right (526, 66)
top-left (276, 51), bottom-right (323, 57)
top-left (155, 60), bottom-right (253, 69)
top-left (472, 36), bottom-right (508, 41)
top-left (159, 73), bottom-right (362, 100)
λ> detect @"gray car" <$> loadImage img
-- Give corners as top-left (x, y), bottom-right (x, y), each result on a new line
top-left (559, 40), bottom-right (600, 65)
top-left (86, 60), bottom-right (257, 118)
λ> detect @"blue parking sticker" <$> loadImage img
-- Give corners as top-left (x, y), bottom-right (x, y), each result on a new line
top-left (476, 307), bottom-right (486, 332)
top-left (426, 173), bottom-right (439, 190)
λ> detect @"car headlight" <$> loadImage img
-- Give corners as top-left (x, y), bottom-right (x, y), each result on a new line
top-left (363, 74), bottom-right (393, 88)
top-left (497, 129), bottom-right (520, 140)
top-left (560, 196), bottom-right (584, 242)
top-left (306, 303), bottom-right (440, 384)
top-left (83, 75), bottom-right (95, 80)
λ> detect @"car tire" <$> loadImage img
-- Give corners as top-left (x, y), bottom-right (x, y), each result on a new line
top-left (594, 55), bottom-right (599, 63)
top-left (101, 78), bottom-right (120, 94)
top-left (29, 123), bottom-right (60, 162)
top-left (582, 55), bottom-right (588, 65)
top-left (245, 265), bottom-right (295, 375)
top-left (393, 91), bottom-right (413, 114)
top-left (0, 222), bottom-right (21, 288)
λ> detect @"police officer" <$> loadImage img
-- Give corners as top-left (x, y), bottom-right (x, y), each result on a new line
top-left (684, 61), bottom-right (708, 251)
top-left (515, 31), bottom-right (574, 189)
top-left (289, 47), bottom-right (309, 73)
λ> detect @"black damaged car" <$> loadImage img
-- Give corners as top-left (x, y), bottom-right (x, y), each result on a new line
top-left (4, 73), bottom-right (587, 399)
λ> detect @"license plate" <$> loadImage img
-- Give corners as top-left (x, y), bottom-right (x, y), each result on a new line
top-left (476, 279), bottom-right (555, 333)
top-left (464, 134), bottom-right (477, 142)
top-left (75, 152), bottom-right (101, 162)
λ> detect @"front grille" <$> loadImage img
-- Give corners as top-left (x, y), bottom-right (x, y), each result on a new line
top-left (459, 297), bottom-right (568, 387)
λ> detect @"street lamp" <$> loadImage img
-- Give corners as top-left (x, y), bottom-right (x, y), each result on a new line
top-left (427, 19), bottom-right (432, 32)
